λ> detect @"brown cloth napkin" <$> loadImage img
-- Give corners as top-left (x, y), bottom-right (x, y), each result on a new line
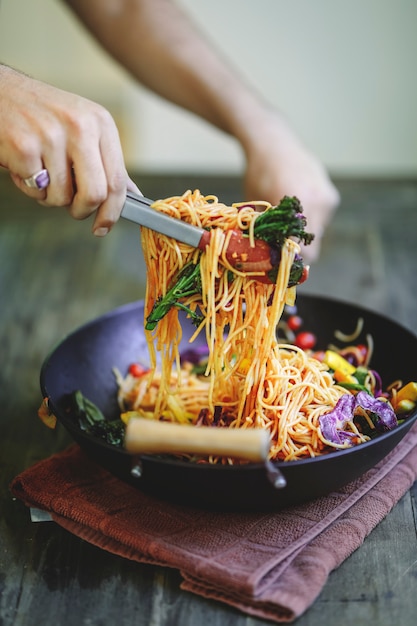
top-left (10, 423), bottom-right (417, 624)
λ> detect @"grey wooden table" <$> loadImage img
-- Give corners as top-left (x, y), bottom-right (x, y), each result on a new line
top-left (1, 172), bottom-right (416, 625)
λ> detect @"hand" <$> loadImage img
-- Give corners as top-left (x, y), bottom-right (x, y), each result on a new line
top-left (241, 110), bottom-right (340, 263)
top-left (0, 65), bottom-right (139, 235)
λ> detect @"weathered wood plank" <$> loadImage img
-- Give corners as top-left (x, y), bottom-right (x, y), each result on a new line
top-left (1, 173), bottom-right (416, 626)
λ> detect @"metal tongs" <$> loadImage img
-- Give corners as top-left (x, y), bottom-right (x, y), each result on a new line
top-left (121, 191), bottom-right (280, 281)
top-left (121, 191), bottom-right (210, 250)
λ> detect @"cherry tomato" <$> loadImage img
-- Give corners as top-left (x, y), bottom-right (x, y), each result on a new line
top-left (287, 315), bottom-right (303, 332)
top-left (128, 363), bottom-right (148, 378)
top-left (294, 331), bottom-right (317, 350)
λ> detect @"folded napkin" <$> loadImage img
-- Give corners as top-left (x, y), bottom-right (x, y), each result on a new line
top-left (11, 423), bottom-right (417, 623)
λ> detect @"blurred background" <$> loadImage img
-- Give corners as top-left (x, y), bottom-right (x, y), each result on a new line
top-left (0, 0), bottom-right (416, 178)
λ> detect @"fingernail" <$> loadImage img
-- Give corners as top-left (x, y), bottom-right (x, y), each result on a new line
top-left (93, 227), bottom-right (109, 237)
top-left (127, 177), bottom-right (142, 195)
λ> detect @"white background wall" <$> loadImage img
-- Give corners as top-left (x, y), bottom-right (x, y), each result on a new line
top-left (1, 0), bottom-right (416, 176)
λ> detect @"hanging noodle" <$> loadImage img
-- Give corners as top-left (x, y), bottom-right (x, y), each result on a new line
top-left (119, 190), bottom-right (353, 462)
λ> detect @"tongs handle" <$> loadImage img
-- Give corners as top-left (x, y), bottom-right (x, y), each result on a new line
top-left (121, 191), bottom-right (208, 249)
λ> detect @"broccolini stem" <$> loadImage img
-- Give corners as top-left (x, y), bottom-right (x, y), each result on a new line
top-left (145, 261), bottom-right (202, 330)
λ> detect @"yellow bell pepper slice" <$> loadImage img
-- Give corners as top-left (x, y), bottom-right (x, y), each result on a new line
top-left (396, 381), bottom-right (417, 404)
top-left (323, 350), bottom-right (356, 376)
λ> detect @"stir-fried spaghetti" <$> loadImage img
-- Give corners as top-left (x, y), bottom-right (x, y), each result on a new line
top-left (116, 189), bottom-right (362, 462)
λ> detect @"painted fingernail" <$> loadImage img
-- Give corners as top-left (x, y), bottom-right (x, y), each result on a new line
top-left (93, 227), bottom-right (109, 237)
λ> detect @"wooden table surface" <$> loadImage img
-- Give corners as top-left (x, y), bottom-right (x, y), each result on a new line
top-left (1, 172), bottom-right (416, 625)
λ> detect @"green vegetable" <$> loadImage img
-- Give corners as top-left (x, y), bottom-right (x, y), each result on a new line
top-left (253, 196), bottom-right (314, 247)
top-left (267, 256), bottom-right (306, 287)
top-left (336, 382), bottom-right (370, 393)
top-left (71, 390), bottom-right (125, 447)
top-left (145, 262), bottom-right (203, 331)
top-left (73, 389), bottom-right (105, 425)
top-left (354, 366), bottom-right (369, 385)
top-left (254, 196), bottom-right (314, 286)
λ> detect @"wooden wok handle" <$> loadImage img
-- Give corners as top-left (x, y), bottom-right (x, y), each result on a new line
top-left (124, 418), bottom-right (270, 463)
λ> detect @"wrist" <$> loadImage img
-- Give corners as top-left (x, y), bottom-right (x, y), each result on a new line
top-left (227, 102), bottom-right (299, 158)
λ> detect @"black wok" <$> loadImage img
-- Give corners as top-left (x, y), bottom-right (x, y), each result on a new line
top-left (40, 294), bottom-right (417, 511)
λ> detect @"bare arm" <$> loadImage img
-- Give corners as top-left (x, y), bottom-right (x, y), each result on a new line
top-left (64, 0), bottom-right (339, 260)
top-left (1, 0), bottom-right (338, 253)
top-left (64, 0), bottom-right (262, 137)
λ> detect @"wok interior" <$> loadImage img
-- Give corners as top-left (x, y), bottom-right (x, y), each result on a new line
top-left (40, 294), bottom-right (417, 510)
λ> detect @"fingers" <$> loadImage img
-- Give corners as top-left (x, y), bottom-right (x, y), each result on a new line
top-left (296, 179), bottom-right (340, 263)
top-left (1, 69), bottom-right (134, 235)
top-left (89, 115), bottom-right (142, 234)
top-left (9, 170), bottom-right (48, 201)
top-left (3, 91), bottom-right (74, 204)
top-left (63, 107), bottom-right (129, 235)
top-left (6, 134), bottom-right (51, 201)
top-left (127, 177), bottom-right (142, 195)
top-left (9, 110), bottom-right (133, 237)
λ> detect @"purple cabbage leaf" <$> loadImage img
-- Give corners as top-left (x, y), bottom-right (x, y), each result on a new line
top-left (319, 391), bottom-right (397, 446)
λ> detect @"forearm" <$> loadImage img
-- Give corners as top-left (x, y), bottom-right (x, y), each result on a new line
top-left (63, 0), bottom-right (268, 143)
top-left (62, 0), bottom-right (339, 261)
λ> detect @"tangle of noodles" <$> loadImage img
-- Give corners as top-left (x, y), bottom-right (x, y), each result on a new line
top-left (119, 190), bottom-right (356, 463)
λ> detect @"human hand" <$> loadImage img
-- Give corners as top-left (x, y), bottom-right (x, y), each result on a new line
top-left (241, 110), bottom-right (340, 263)
top-left (0, 65), bottom-right (139, 235)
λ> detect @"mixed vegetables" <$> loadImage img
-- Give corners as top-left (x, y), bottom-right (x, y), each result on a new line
top-left (278, 308), bottom-right (417, 447)
top-left (60, 307), bottom-right (417, 455)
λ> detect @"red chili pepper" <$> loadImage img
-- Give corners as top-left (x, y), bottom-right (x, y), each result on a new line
top-left (128, 363), bottom-right (148, 378)
top-left (294, 331), bottom-right (317, 350)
